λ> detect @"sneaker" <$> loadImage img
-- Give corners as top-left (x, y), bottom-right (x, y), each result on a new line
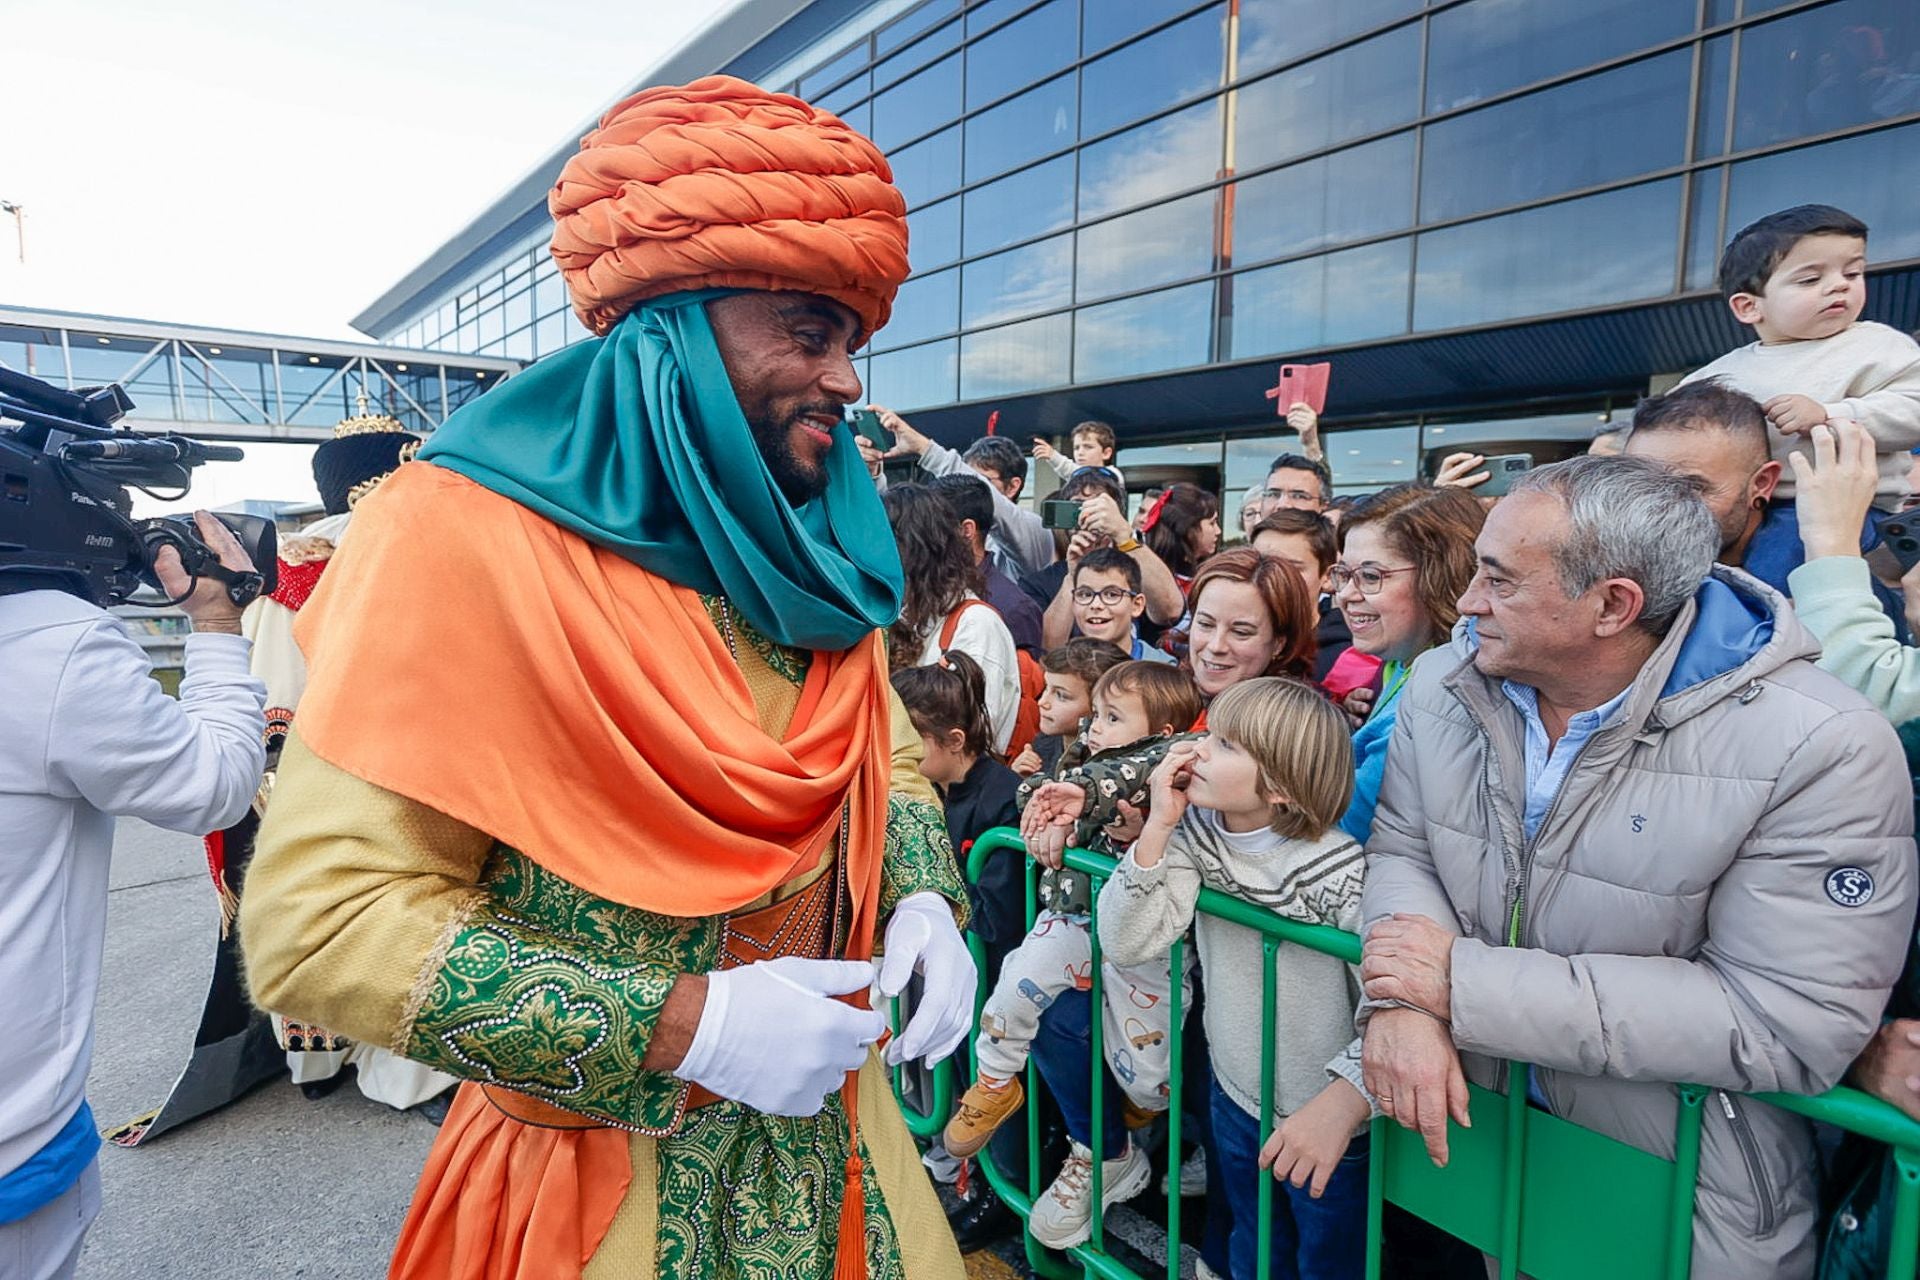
top-left (1026, 1139), bottom-right (1152, 1251)
top-left (1195, 1260), bottom-right (1225, 1280)
top-left (943, 1077), bottom-right (1024, 1159)
top-left (1162, 1145), bottom-right (1207, 1197)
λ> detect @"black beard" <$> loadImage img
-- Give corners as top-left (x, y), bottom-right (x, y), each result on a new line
top-left (747, 404), bottom-right (836, 505)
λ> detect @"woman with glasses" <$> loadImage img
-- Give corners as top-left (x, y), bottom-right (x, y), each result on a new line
top-left (1330, 483), bottom-right (1486, 843)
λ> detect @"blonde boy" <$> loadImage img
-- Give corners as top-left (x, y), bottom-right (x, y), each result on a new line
top-left (1100, 678), bottom-right (1372, 1280)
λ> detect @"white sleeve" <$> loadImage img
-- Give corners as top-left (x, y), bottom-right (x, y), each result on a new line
top-left (952, 605), bottom-right (1021, 755)
top-left (45, 621), bottom-right (268, 834)
top-left (1825, 328), bottom-right (1920, 452)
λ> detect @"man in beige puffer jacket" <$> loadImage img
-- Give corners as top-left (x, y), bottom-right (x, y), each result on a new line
top-left (1356, 456), bottom-right (1916, 1278)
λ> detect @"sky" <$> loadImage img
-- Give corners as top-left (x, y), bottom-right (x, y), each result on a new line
top-left (2, 0), bottom-right (734, 511)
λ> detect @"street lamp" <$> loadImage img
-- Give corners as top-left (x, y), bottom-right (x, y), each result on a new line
top-left (0, 202), bottom-right (22, 264)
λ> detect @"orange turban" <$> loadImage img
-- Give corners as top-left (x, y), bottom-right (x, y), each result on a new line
top-left (549, 75), bottom-right (911, 343)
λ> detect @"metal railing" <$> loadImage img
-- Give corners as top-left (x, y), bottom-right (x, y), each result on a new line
top-left (891, 827), bottom-right (1920, 1280)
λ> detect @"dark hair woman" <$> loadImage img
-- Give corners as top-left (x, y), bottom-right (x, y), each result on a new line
top-left (883, 483), bottom-right (1020, 757)
top-left (1138, 482), bottom-right (1222, 585)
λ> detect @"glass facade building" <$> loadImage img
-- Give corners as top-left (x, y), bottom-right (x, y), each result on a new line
top-left (361, 0), bottom-right (1920, 509)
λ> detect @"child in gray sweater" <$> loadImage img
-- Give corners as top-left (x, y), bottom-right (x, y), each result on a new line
top-left (1099, 677), bottom-right (1372, 1280)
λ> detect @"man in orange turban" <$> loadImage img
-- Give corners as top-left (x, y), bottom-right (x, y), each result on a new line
top-left (238, 77), bottom-right (973, 1280)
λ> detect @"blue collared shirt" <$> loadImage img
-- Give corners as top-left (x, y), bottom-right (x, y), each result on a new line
top-left (1497, 680), bottom-right (1632, 842)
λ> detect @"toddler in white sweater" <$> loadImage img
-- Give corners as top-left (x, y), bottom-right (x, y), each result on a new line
top-left (1682, 204), bottom-right (1920, 597)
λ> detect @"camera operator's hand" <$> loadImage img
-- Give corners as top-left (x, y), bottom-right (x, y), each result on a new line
top-left (158, 511), bottom-right (256, 635)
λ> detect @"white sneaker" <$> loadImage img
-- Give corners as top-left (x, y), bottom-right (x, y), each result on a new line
top-left (1026, 1139), bottom-right (1152, 1250)
top-left (1195, 1261), bottom-right (1225, 1280)
top-left (1161, 1145), bottom-right (1207, 1197)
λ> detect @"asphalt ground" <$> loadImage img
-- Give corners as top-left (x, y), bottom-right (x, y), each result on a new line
top-left (76, 820), bottom-right (436, 1279)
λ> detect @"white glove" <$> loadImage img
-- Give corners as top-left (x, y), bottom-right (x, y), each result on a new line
top-left (673, 956), bottom-right (886, 1117)
top-left (876, 892), bottom-right (976, 1067)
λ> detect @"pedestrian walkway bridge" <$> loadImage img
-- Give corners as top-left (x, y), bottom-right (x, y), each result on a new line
top-left (0, 305), bottom-right (523, 442)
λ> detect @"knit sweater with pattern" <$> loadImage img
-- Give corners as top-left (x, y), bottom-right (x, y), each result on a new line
top-left (1097, 808), bottom-right (1370, 1124)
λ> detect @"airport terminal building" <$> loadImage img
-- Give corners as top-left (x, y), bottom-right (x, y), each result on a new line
top-left (353, 0), bottom-right (1920, 510)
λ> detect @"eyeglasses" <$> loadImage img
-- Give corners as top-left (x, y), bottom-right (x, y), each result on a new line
top-left (1072, 586), bottom-right (1138, 606)
top-left (1330, 563), bottom-right (1417, 595)
top-left (1256, 486), bottom-right (1321, 506)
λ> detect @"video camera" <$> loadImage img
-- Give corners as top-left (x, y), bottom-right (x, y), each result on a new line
top-left (0, 366), bottom-right (278, 608)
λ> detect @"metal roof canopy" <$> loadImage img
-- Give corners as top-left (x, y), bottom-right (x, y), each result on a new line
top-left (896, 263), bottom-right (1920, 449)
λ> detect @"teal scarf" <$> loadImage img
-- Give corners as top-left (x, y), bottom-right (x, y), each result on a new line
top-left (417, 290), bottom-right (904, 651)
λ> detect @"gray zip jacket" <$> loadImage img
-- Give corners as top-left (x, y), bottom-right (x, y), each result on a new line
top-left (1363, 567), bottom-right (1916, 1279)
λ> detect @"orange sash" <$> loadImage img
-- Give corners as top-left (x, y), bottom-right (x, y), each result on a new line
top-left (292, 463), bottom-right (891, 1279)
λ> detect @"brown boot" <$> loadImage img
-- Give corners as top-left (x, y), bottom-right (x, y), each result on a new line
top-left (943, 1077), bottom-right (1025, 1159)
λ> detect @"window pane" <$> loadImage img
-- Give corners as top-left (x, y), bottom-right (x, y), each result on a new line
top-left (962, 234), bottom-right (1074, 328)
top-left (1425, 0), bottom-right (1693, 113)
top-left (1413, 179), bottom-right (1682, 331)
top-left (1420, 52), bottom-right (1691, 223)
top-left (869, 339), bottom-right (959, 410)
top-left (1079, 96), bottom-right (1222, 219)
top-left (1683, 167), bottom-right (1725, 291)
top-left (1080, 7), bottom-right (1226, 138)
top-left (961, 314), bottom-right (1072, 398)
top-left (874, 11), bottom-right (963, 84)
top-left (1230, 131), bottom-right (1414, 264)
top-left (891, 126), bottom-right (963, 209)
top-left (1075, 281), bottom-right (1215, 381)
top-left (963, 156), bottom-right (1075, 257)
top-left (1725, 123), bottom-right (1920, 264)
top-left (1077, 190), bottom-right (1218, 301)
top-left (1238, 0), bottom-right (1419, 75)
top-left (1084, 0), bottom-right (1205, 53)
top-left (1232, 26), bottom-right (1420, 173)
top-left (879, 0), bottom-right (959, 53)
top-left (965, 0), bottom-right (1077, 108)
top-left (964, 72), bottom-right (1075, 183)
top-left (872, 53), bottom-right (960, 150)
top-left (909, 196), bottom-right (962, 269)
top-left (1732, 0), bottom-right (1920, 152)
top-left (1323, 425), bottom-right (1422, 493)
top-left (1227, 238), bottom-right (1412, 358)
top-left (801, 41), bottom-right (869, 98)
top-left (1694, 35), bottom-right (1733, 160)
top-left (819, 82), bottom-right (872, 138)
top-left (876, 267), bottom-right (959, 350)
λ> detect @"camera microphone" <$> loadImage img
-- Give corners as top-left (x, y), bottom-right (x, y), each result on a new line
top-left (60, 438), bottom-right (245, 465)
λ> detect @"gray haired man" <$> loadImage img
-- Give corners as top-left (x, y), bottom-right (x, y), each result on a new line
top-left (1356, 456), bottom-right (1915, 1277)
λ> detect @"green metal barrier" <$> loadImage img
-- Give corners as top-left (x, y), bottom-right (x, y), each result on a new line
top-left (888, 827), bottom-right (1920, 1280)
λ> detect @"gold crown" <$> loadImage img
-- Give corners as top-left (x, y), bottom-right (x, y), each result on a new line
top-left (333, 390), bottom-right (413, 439)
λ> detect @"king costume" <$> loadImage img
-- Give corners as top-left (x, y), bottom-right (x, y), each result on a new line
top-left (238, 78), bottom-right (970, 1280)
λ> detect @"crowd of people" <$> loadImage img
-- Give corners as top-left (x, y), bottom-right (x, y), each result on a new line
top-left (5, 71), bottom-right (1920, 1280)
top-left (862, 200), bottom-right (1920, 1280)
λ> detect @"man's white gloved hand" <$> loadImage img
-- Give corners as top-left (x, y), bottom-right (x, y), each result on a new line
top-left (673, 957), bottom-right (885, 1117)
top-left (876, 892), bottom-right (975, 1067)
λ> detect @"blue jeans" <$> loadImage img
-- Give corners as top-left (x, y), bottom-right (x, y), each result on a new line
top-left (1033, 988), bottom-right (1232, 1273)
top-left (1210, 1079), bottom-right (1368, 1280)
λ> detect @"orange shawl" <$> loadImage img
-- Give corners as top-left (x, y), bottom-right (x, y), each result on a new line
top-left (292, 462), bottom-right (892, 1279)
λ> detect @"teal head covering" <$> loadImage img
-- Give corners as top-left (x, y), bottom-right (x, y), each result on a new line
top-left (416, 289), bottom-right (904, 651)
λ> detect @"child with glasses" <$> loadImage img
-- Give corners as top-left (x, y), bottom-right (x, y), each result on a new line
top-left (942, 660), bottom-right (1201, 1248)
top-left (1071, 547), bottom-right (1176, 664)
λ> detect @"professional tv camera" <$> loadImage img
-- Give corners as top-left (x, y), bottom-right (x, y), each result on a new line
top-left (0, 366), bottom-right (277, 607)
